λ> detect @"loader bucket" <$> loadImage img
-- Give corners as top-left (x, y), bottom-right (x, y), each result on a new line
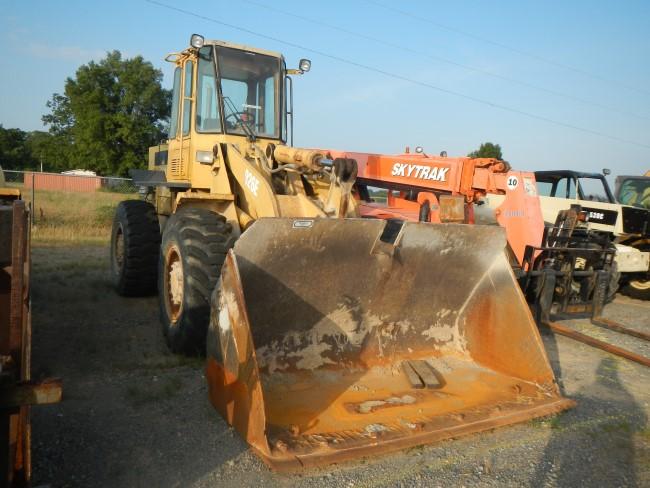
top-left (206, 218), bottom-right (573, 470)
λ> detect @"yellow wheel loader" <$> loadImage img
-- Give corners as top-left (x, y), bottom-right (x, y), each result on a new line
top-left (110, 35), bottom-right (573, 469)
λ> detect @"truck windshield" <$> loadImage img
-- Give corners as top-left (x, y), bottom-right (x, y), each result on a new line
top-left (618, 177), bottom-right (650, 209)
top-left (216, 46), bottom-right (281, 139)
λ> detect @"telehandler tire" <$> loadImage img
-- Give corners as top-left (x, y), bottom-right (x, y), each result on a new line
top-left (621, 245), bottom-right (650, 300)
top-left (159, 208), bottom-right (236, 355)
top-left (622, 277), bottom-right (650, 300)
top-left (110, 200), bottom-right (161, 296)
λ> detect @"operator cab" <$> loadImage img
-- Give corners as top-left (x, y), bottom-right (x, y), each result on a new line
top-left (195, 44), bottom-right (283, 139)
top-left (616, 175), bottom-right (650, 209)
top-left (169, 38), bottom-right (287, 144)
top-left (535, 170), bottom-right (615, 203)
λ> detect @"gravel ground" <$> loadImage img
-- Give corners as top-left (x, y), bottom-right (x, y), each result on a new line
top-left (30, 246), bottom-right (649, 488)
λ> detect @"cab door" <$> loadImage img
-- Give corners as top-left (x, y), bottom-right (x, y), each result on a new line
top-left (167, 59), bottom-right (194, 182)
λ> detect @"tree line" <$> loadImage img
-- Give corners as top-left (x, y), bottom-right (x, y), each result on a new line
top-left (1, 51), bottom-right (170, 177)
top-left (1, 50), bottom-right (503, 177)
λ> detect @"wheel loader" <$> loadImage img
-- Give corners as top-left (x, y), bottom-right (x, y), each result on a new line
top-left (110, 35), bottom-right (573, 469)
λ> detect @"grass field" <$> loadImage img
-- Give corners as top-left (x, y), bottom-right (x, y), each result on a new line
top-left (14, 185), bottom-right (138, 245)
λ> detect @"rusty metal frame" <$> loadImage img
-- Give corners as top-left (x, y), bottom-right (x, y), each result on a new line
top-left (0, 200), bottom-right (62, 486)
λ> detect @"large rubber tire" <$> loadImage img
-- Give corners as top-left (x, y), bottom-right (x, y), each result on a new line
top-left (622, 277), bottom-right (650, 300)
top-left (621, 244), bottom-right (650, 300)
top-left (159, 208), bottom-right (236, 355)
top-left (110, 200), bottom-right (161, 296)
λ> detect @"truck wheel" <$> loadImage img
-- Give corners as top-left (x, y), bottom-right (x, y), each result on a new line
top-left (111, 200), bottom-right (161, 296)
top-left (159, 208), bottom-right (236, 355)
top-left (622, 277), bottom-right (650, 300)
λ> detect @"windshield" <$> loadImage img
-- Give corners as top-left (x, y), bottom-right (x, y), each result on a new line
top-left (618, 177), bottom-right (650, 209)
top-left (577, 177), bottom-right (612, 202)
top-left (216, 46), bottom-right (281, 139)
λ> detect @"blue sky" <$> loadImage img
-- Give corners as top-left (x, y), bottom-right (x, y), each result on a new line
top-left (1, 0), bottom-right (649, 177)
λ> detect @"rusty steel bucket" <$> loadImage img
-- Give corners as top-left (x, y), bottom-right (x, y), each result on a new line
top-left (206, 218), bottom-right (573, 470)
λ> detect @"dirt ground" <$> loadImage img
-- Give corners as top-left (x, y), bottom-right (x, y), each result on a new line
top-left (30, 246), bottom-right (649, 488)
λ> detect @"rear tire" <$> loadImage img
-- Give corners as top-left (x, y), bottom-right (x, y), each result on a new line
top-left (622, 277), bottom-right (650, 300)
top-left (159, 208), bottom-right (236, 355)
top-left (110, 200), bottom-right (161, 296)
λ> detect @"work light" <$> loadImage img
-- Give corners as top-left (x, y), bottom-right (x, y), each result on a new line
top-left (299, 58), bottom-right (311, 73)
top-left (190, 34), bottom-right (205, 49)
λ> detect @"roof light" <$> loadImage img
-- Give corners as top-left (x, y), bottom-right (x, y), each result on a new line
top-left (190, 34), bottom-right (205, 49)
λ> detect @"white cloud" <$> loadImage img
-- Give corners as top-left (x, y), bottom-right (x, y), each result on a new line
top-left (22, 41), bottom-right (106, 63)
top-left (5, 27), bottom-right (105, 63)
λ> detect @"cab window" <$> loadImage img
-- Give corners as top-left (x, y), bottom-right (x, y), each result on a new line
top-left (577, 177), bottom-right (610, 202)
top-left (182, 61), bottom-right (194, 136)
top-left (168, 67), bottom-right (181, 139)
top-left (554, 178), bottom-right (576, 199)
top-left (196, 47), bottom-right (221, 132)
top-left (216, 46), bottom-right (280, 139)
top-left (536, 181), bottom-right (554, 196)
top-left (618, 178), bottom-right (650, 209)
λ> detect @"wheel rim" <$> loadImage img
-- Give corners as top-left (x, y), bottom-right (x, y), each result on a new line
top-left (629, 278), bottom-right (650, 290)
top-left (113, 223), bottom-right (125, 272)
top-left (165, 246), bottom-right (184, 323)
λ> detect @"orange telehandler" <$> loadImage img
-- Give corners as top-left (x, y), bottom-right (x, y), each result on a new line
top-left (325, 148), bottom-right (649, 367)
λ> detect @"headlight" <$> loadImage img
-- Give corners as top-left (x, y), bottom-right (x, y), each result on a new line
top-left (190, 34), bottom-right (205, 49)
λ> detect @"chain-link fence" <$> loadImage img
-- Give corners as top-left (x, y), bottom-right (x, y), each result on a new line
top-left (2, 170), bottom-right (139, 244)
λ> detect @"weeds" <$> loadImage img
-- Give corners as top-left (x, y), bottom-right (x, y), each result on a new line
top-left (22, 188), bottom-right (138, 245)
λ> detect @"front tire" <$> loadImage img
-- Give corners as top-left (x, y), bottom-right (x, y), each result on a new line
top-left (110, 200), bottom-right (161, 296)
top-left (159, 208), bottom-right (236, 355)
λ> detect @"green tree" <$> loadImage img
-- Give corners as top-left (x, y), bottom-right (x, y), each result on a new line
top-left (0, 125), bottom-right (34, 170)
top-left (468, 142), bottom-right (503, 160)
top-left (42, 51), bottom-right (171, 176)
top-left (25, 131), bottom-right (66, 172)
